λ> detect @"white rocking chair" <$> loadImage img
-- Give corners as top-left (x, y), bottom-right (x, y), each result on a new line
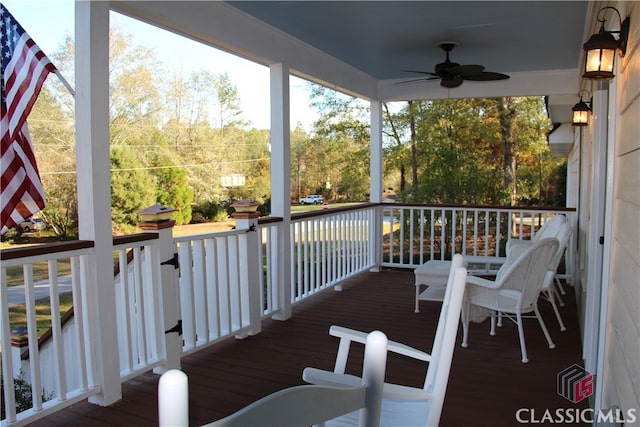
top-left (158, 330), bottom-right (388, 427)
top-left (303, 255), bottom-right (467, 427)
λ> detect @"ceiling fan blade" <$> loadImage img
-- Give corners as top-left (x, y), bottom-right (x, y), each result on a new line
top-left (463, 71), bottom-right (510, 81)
top-left (455, 64), bottom-right (485, 76)
top-left (401, 69), bottom-right (440, 77)
top-left (395, 76), bottom-right (440, 85)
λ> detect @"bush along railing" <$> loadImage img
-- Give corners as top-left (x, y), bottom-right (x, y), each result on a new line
top-left (381, 204), bottom-right (576, 269)
top-left (1, 241), bottom-right (100, 426)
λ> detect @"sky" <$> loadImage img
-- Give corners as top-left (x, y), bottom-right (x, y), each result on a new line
top-left (3, 0), bottom-right (317, 130)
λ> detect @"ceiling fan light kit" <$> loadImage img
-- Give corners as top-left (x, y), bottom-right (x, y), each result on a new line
top-left (399, 41), bottom-right (510, 88)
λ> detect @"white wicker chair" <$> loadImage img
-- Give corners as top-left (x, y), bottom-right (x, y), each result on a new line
top-left (539, 220), bottom-right (572, 331)
top-left (303, 255), bottom-right (467, 427)
top-left (461, 238), bottom-right (559, 363)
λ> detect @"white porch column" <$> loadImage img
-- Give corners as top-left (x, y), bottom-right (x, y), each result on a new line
top-left (75, 1), bottom-right (121, 405)
top-left (369, 101), bottom-right (383, 271)
top-left (583, 81), bottom-right (610, 376)
top-left (269, 63), bottom-right (292, 321)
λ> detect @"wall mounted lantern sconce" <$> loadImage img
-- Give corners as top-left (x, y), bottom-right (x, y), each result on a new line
top-left (583, 6), bottom-right (630, 80)
top-left (572, 90), bottom-right (592, 127)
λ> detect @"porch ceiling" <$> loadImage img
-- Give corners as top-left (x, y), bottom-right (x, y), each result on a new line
top-left (113, 1), bottom-right (591, 126)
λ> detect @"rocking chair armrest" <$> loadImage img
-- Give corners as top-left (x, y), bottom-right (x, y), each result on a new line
top-left (466, 274), bottom-right (500, 289)
top-left (387, 341), bottom-right (431, 362)
top-left (303, 368), bottom-right (434, 401)
top-left (330, 325), bottom-right (369, 343)
top-left (302, 368), bottom-right (363, 388)
top-left (383, 383), bottom-right (435, 400)
top-left (330, 325), bottom-right (431, 362)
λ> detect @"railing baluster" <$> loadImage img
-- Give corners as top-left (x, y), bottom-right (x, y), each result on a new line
top-left (48, 260), bottom-right (67, 400)
top-left (116, 249), bottom-right (133, 373)
top-left (1, 266), bottom-right (17, 423)
top-left (205, 238), bottom-right (219, 340)
top-left (217, 237), bottom-right (232, 335)
top-left (23, 263), bottom-right (43, 411)
top-left (178, 243), bottom-right (195, 349)
top-left (71, 256), bottom-right (89, 391)
top-left (192, 240), bottom-right (207, 345)
top-left (133, 246), bottom-right (147, 368)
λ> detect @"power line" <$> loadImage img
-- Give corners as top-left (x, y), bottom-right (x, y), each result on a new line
top-left (40, 157), bottom-right (269, 176)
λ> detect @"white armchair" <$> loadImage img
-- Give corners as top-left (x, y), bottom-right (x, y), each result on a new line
top-left (461, 238), bottom-right (559, 363)
top-left (539, 220), bottom-right (572, 331)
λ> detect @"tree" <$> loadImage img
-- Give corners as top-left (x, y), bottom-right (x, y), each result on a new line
top-left (29, 86), bottom-right (78, 237)
top-left (382, 97), bottom-right (554, 206)
top-left (497, 98), bottom-right (518, 205)
top-left (110, 147), bottom-right (156, 227)
top-left (148, 153), bottom-right (194, 225)
top-left (307, 84), bottom-right (371, 201)
top-left (212, 71), bottom-right (246, 136)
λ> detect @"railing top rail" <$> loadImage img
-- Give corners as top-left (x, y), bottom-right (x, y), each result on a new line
top-left (381, 202), bottom-right (576, 212)
top-left (258, 216), bottom-right (283, 225)
top-left (173, 227), bottom-right (249, 243)
top-left (0, 240), bottom-right (95, 261)
top-left (113, 233), bottom-right (159, 247)
top-left (291, 203), bottom-right (377, 221)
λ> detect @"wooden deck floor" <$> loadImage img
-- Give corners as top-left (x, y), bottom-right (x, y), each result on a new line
top-left (33, 269), bottom-right (588, 426)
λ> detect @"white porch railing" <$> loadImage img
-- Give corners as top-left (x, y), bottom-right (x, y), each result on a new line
top-left (113, 235), bottom-right (167, 381)
top-left (290, 205), bottom-right (377, 300)
top-left (175, 227), bottom-right (260, 354)
top-left (381, 204), bottom-right (575, 275)
top-left (1, 242), bottom-right (99, 426)
top-left (1, 203), bottom-right (575, 425)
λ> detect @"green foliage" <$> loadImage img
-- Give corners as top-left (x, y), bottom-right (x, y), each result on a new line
top-left (304, 86), bottom-right (371, 201)
top-left (23, 24), bottom-right (566, 239)
top-left (110, 146), bottom-right (156, 225)
top-left (148, 153), bottom-right (194, 225)
top-left (191, 200), bottom-right (229, 223)
top-left (383, 97), bottom-right (555, 206)
top-left (0, 369), bottom-right (54, 419)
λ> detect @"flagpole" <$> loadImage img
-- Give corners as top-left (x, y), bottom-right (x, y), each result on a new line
top-left (54, 69), bottom-right (75, 98)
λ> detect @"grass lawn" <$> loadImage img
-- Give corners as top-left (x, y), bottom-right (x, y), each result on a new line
top-left (3, 293), bottom-right (74, 351)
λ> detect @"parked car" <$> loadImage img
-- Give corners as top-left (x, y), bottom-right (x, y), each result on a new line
top-left (299, 195), bottom-right (324, 205)
top-left (19, 217), bottom-right (45, 232)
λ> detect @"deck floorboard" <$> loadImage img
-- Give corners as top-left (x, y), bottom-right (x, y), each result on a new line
top-left (32, 269), bottom-right (588, 426)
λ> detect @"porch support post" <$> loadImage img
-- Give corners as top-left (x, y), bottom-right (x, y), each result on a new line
top-left (75, 1), bottom-right (120, 405)
top-left (269, 63), bottom-right (292, 321)
top-left (369, 100), bottom-right (383, 271)
top-left (593, 78), bottom-right (616, 416)
top-left (138, 219), bottom-right (182, 373)
top-left (583, 81), bottom-right (609, 376)
top-left (233, 213), bottom-right (263, 336)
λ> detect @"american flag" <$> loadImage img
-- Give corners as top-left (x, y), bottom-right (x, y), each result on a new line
top-left (1, 3), bottom-right (55, 233)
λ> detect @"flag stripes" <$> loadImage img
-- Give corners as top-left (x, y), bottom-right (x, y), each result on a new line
top-left (1, 4), bottom-right (55, 233)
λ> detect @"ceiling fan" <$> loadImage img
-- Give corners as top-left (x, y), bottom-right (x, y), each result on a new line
top-left (399, 42), bottom-right (510, 88)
